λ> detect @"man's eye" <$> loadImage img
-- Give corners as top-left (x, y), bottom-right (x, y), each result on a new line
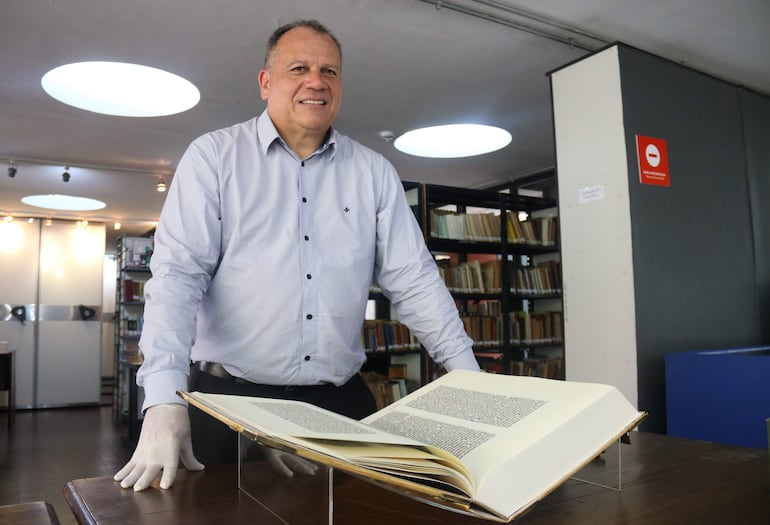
top-left (323, 69), bottom-right (338, 76)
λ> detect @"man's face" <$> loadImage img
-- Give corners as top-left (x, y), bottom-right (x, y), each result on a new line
top-left (259, 27), bottom-right (342, 142)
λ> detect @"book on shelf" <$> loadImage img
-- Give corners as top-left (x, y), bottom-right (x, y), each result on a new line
top-left (460, 314), bottom-right (501, 347)
top-left (180, 369), bottom-right (646, 522)
top-left (122, 279), bottom-right (146, 302)
top-left (509, 310), bottom-right (562, 345)
top-left (361, 319), bottom-right (420, 353)
top-left (505, 212), bottom-right (558, 246)
top-left (360, 371), bottom-right (408, 410)
top-left (510, 356), bottom-right (563, 379)
top-left (431, 210), bottom-right (501, 242)
top-left (440, 259), bottom-right (562, 295)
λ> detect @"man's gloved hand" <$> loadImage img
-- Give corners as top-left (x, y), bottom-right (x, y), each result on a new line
top-left (113, 403), bottom-right (204, 491)
top-left (262, 446), bottom-right (319, 478)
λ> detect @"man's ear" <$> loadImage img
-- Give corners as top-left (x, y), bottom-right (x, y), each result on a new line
top-left (258, 69), bottom-right (270, 101)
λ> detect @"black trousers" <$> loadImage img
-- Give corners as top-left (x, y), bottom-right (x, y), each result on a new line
top-left (188, 367), bottom-right (378, 466)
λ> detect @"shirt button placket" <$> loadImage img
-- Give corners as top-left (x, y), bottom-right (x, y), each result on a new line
top-left (299, 159), bottom-right (317, 371)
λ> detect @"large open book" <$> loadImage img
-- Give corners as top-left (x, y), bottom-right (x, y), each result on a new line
top-left (180, 370), bottom-right (646, 522)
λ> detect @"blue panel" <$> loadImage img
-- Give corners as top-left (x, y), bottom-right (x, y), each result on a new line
top-left (666, 347), bottom-right (770, 448)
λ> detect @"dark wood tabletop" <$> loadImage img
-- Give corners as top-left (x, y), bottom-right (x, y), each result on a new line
top-left (0, 501), bottom-right (61, 525)
top-left (63, 432), bottom-right (770, 525)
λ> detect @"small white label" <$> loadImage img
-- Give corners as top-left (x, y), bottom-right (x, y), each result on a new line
top-left (578, 184), bottom-right (605, 205)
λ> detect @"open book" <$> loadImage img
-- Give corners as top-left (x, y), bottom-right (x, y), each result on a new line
top-left (180, 370), bottom-right (646, 522)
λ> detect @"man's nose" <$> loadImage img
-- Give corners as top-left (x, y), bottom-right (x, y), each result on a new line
top-left (305, 70), bottom-right (327, 88)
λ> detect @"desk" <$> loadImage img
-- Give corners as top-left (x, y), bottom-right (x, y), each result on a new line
top-left (0, 501), bottom-right (60, 525)
top-left (64, 433), bottom-right (770, 524)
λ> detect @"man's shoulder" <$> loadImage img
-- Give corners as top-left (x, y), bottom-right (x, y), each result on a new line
top-left (333, 129), bottom-right (389, 165)
top-left (194, 117), bottom-right (258, 146)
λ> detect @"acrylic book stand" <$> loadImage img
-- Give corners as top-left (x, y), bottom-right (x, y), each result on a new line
top-left (236, 433), bottom-right (625, 524)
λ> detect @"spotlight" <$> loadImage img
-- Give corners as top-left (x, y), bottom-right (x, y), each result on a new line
top-left (156, 177), bottom-right (167, 192)
top-left (62, 166), bottom-right (71, 182)
top-left (7, 160), bottom-right (17, 178)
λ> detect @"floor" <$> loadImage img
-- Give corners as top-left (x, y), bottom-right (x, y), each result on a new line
top-left (0, 401), bottom-right (132, 525)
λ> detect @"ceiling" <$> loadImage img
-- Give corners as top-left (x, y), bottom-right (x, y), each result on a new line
top-left (1, 0), bottom-right (768, 248)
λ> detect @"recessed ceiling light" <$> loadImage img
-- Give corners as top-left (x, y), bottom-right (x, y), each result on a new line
top-left (394, 124), bottom-right (512, 158)
top-left (41, 61), bottom-right (200, 117)
top-left (21, 194), bottom-right (106, 211)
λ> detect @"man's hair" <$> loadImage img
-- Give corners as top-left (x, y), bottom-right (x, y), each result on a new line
top-left (264, 19), bottom-right (342, 68)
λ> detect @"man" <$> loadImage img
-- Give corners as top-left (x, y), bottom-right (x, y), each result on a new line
top-left (115, 19), bottom-right (479, 492)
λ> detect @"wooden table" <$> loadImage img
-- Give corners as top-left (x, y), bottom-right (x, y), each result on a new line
top-left (0, 501), bottom-right (61, 525)
top-left (63, 433), bottom-right (770, 524)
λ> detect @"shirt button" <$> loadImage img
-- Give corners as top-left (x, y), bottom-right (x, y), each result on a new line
top-left (304, 355), bottom-right (311, 361)
top-left (302, 197), bottom-right (307, 203)
top-left (306, 314), bottom-right (313, 320)
top-left (306, 274), bottom-right (312, 279)
top-left (304, 235), bottom-right (309, 241)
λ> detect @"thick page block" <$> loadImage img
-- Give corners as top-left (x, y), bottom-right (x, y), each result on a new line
top-left (181, 370), bottom-right (646, 522)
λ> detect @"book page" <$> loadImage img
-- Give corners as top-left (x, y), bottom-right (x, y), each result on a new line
top-left (364, 384), bottom-right (546, 459)
top-left (182, 390), bottom-right (475, 496)
top-left (362, 370), bottom-right (645, 519)
top-left (185, 392), bottom-right (423, 446)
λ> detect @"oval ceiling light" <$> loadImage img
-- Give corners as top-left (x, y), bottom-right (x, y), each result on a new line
top-left (21, 194), bottom-right (106, 211)
top-left (41, 61), bottom-right (200, 117)
top-left (394, 124), bottom-right (512, 158)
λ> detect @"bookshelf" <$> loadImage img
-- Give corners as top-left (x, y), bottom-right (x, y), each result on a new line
top-left (360, 180), bottom-right (563, 393)
top-left (419, 182), bottom-right (563, 379)
top-left (114, 235), bottom-right (153, 445)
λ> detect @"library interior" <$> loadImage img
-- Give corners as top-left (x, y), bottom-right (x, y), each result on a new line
top-left (1, 2), bottom-right (769, 524)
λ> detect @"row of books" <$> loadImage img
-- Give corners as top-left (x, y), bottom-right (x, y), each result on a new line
top-left (511, 261), bottom-right (562, 295)
top-left (121, 315), bottom-right (143, 337)
top-left (122, 279), bottom-right (147, 303)
top-left (459, 310), bottom-right (563, 347)
top-left (362, 309), bottom-right (562, 354)
top-left (430, 209), bottom-right (558, 246)
top-left (510, 310), bottom-right (563, 345)
top-left (460, 315), bottom-right (501, 347)
top-left (506, 212), bottom-right (558, 247)
top-left (510, 356), bottom-right (563, 379)
top-left (360, 369), bottom-right (415, 410)
top-left (475, 354), bottom-right (563, 379)
top-left (438, 259), bottom-right (562, 295)
top-left (361, 319), bottom-right (421, 353)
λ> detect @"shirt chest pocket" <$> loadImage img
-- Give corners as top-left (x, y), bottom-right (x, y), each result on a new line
top-left (317, 204), bottom-right (375, 266)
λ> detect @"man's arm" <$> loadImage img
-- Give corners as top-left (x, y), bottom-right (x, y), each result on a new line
top-left (115, 139), bottom-right (220, 490)
top-left (372, 167), bottom-right (480, 372)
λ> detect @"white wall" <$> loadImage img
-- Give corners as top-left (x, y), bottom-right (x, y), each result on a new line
top-left (101, 254), bottom-right (116, 377)
top-left (551, 46), bottom-right (639, 406)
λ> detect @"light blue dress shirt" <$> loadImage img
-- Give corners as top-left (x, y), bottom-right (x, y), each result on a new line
top-left (138, 111), bottom-right (478, 409)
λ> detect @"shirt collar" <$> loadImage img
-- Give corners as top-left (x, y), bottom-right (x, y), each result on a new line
top-left (256, 110), bottom-right (338, 160)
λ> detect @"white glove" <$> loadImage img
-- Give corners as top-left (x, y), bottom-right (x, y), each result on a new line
top-left (262, 446), bottom-right (319, 478)
top-left (113, 403), bottom-right (204, 491)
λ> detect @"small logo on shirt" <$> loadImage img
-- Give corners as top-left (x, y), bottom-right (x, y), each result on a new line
top-left (344, 207), bottom-right (350, 213)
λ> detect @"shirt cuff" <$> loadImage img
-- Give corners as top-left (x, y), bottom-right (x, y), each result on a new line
top-left (442, 351), bottom-right (481, 372)
top-left (139, 368), bottom-right (189, 412)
